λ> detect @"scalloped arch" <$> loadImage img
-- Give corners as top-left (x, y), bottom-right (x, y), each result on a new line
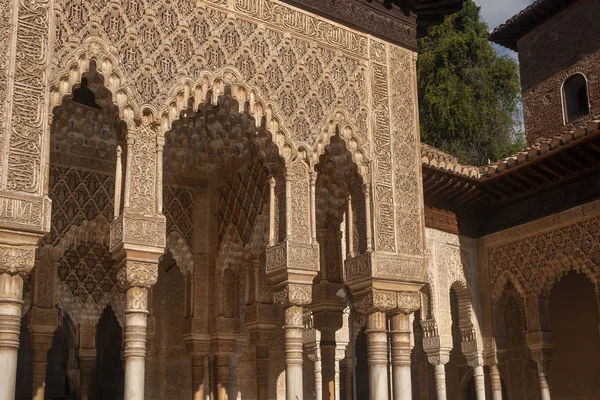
top-left (158, 68), bottom-right (293, 152)
top-left (313, 110), bottom-right (371, 180)
top-left (49, 36), bottom-right (141, 125)
top-left (534, 254), bottom-right (598, 296)
top-left (492, 271), bottom-right (527, 304)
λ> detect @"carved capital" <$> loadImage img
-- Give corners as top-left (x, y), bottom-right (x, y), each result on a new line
top-left (427, 352), bottom-right (450, 366)
top-left (273, 283), bottom-right (312, 306)
top-left (396, 291), bottom-right (420, 314)
top-left (118, 261), bottom-right (158, 289)
top-left (0, 244), bottom-right (36, 276)
top-left (353, 289), bottom-right (396, 314)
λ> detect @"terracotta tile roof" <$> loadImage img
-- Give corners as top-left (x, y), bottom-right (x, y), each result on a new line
top-left (489, 0), bottom-right (577, 51)
top-left (421, 118), bottom-right (600, 180)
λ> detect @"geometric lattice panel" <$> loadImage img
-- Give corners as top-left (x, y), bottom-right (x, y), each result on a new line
top-left (218, 159), bottom-right (270, 245)
top-left (45, 165), bottom-right (114, 246)
top-left (164, 186), bottom-right (195, 247)
top-left (57, 241), bottom-right (120, 304)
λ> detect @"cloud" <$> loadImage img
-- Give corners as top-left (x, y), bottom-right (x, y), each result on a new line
top-left (474, 0), bottom-right (536, 29)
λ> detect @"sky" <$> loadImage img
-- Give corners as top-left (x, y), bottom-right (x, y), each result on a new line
top-left (474, 0), bottom-right (537, 59)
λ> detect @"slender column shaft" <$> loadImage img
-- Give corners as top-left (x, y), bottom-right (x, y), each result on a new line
top-left (216, 354), bottom-right (230, 400)
top-left (314, 353), bottom-right (323, 400)
top-left (366, 312), bottom-right (388, 400)
top-left (256, 345), bottom-right (269, 400)
top-left (490, 364), bottom-right (502, 400)
top-left (344, 358), bottom-right (353, 400)
top-left (434, 364), bottom-right (447, 400)
top-left (155, 137), bottom-right (164, 213)
top-left (0, 273), bottom-right (24, 400)
top-left (473, 365), bottom-right (486, 400)
top-left (79, 357), bottom-right (95, 400)
top-left (229, 354), bottom-right (238, 400)
top-left (192, 354), bottom-right (206, 400)
top-left (321, 342), bottom-right (335, 400)
top-left (390, 314), bottom-right (412, 400)
top-left (284, 306), bottom-right (304, 400)
top-left (31, 333), bottom-right (54, 400)
top-left (124, 287), bottom-right (149, 400)
top-left (334, 358), bottom-right (341, 400)
top-left (538, 366), bottom-right (551, 400)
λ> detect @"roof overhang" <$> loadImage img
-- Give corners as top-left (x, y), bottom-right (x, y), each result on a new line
top-left (489, 0), bottom-right (577, 51)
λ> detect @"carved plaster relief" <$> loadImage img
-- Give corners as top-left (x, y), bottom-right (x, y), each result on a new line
top-left (425, 228), bottom-right (480, 343)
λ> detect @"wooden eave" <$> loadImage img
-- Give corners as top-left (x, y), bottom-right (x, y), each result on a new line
top-left (422, 127), bottom-right (600, 235)
top-left (489, 0), bottom-right (577, 51)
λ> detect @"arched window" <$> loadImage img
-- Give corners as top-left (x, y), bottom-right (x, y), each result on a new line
top-left (563, 74), bottom-right (590, 123)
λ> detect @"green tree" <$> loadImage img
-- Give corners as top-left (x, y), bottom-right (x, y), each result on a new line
top-left (417, 0), bottom-right (524, 166)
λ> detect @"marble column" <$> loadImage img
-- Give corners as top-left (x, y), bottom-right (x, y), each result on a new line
top-left (192, 353), bottom-right (207, 400)
top-left (256, 345), bottom-right (269, 400)
top-left (310, 346), bottom-right (323, 400)
top-left (124, 286), bottom-right (150, 400)
top-left (390, 313), bottom-right (412, 400)
top-left (79, 356), bottom-right (96, 400)
top-left (490, 364), bottom-right (503, 400)
top-left (537, 362), bottom-right (551, 400)
top-left (215, 354), bottom-right (230, 400)
top-left (366, 312), bottom-right (388, 400)
top-left (472, 364), bottom-right (486, 400)
top-left (433, 364), bottom-right (447, 400)
top-left (527, 331), bottom-right (552, 400)
top-left (320, 333), bottom-right (334, 400)
top-left (284, 305), bottom-right (304, 400)
top-left (342, 356), bottom-right (353, 400)
top-left (30, 332), bottom-right (54, 400)
top-left (0, 273), bottom-right (25, 400)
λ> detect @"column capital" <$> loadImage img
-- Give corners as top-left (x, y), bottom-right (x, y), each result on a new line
top-left (117, 261), bottom-right (158, 289)
top-left (427, 351), bottom-right (451, 366)
top-left (0, 242), bottom-right (37, 277)
top-left (353, 287), bottom-right (421, 315)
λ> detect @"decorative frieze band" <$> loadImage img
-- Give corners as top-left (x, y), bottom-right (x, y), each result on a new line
top-left (110, 213), bottom-right (166, 251)
top-left (234, 0), bottom-right (368, 58)
top-left (345, 252), bottom-right (426, 283)
top-left (0, 192), bottom-right (51, 233)
top-left (265, 240), bottom-right (319, 273)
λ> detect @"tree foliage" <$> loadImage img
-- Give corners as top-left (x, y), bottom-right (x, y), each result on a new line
top-left (417, 0), bottom-right (524, 166)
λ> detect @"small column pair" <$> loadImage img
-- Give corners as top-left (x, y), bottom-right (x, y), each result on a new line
top-left (365, 312), bottom-right (414, 400)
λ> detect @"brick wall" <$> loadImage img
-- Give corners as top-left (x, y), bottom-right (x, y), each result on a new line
top-left (517, 0), bottom-right (600, 144)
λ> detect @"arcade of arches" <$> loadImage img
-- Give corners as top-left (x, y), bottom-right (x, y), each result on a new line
top-left (0, 0), bottom-right (599, 400)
